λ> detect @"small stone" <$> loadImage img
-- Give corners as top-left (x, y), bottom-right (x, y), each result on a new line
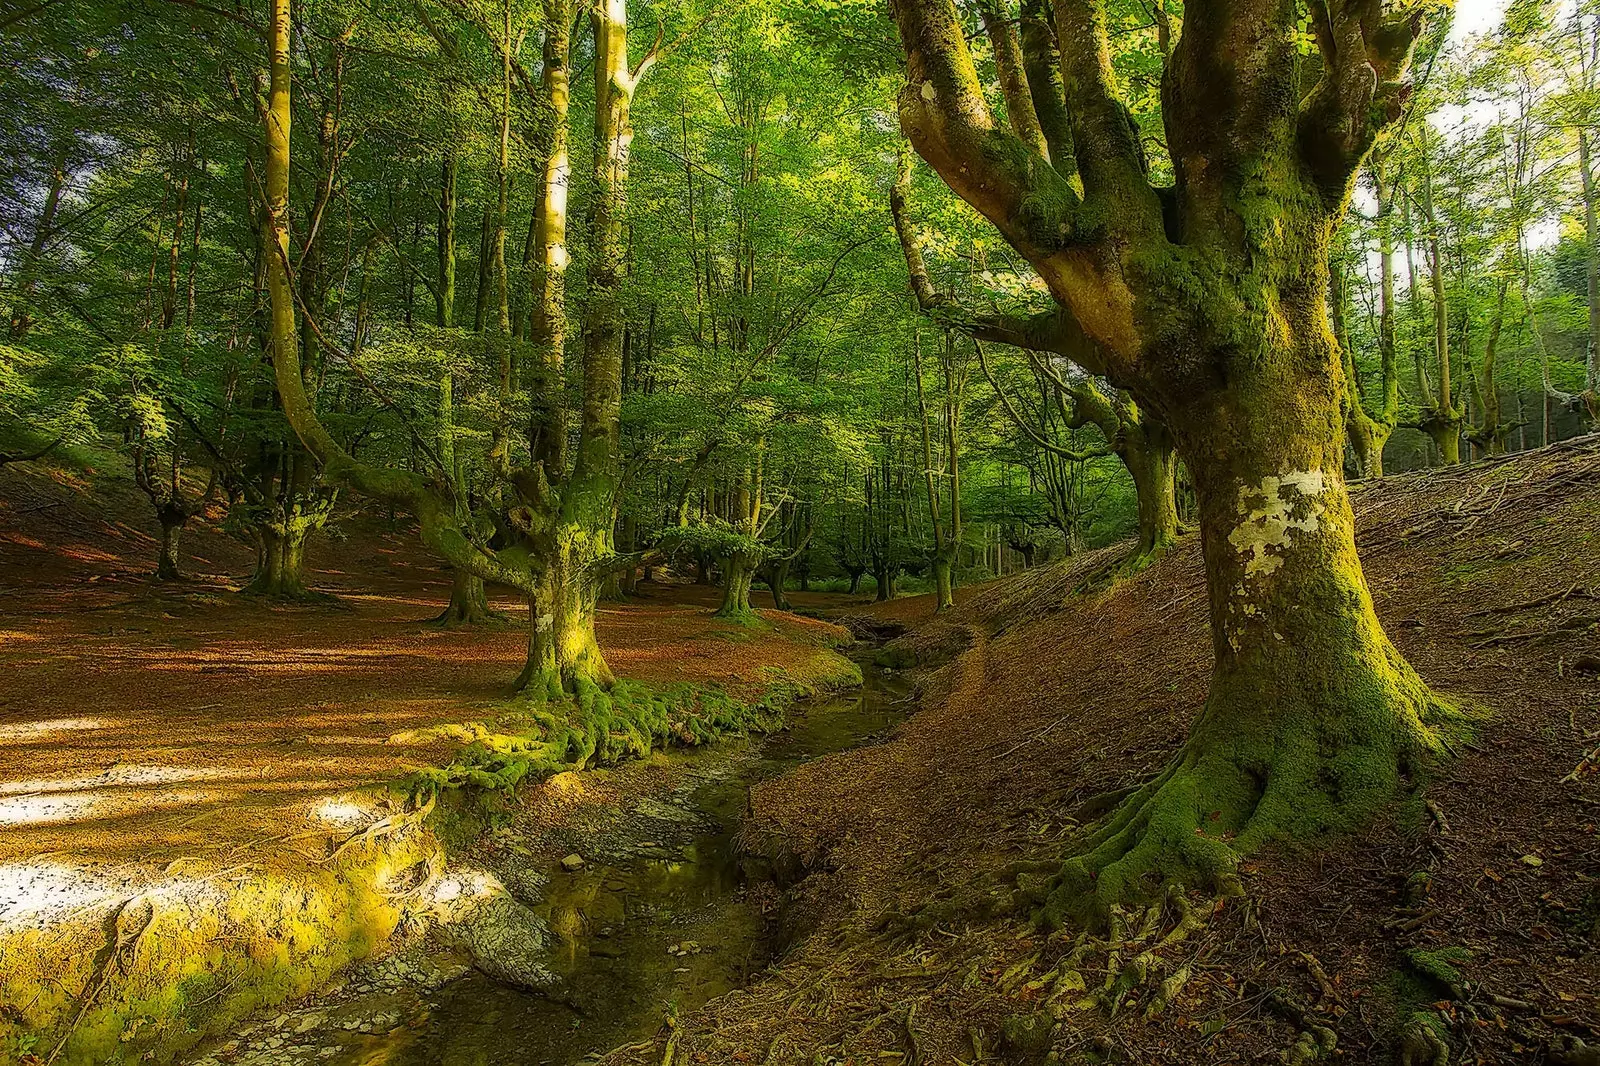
top-left (560, 853), bottom-right (586, 871)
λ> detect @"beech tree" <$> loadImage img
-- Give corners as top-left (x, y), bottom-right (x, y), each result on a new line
top-left (888, 0), bottom-right (1459, 914)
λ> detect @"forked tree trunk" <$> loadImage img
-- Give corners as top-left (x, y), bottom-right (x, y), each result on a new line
top-left (887, 0), bottom-right (1451, 920)
top-left (716, 553), bottom-right (757, 619)
top-left (517, 541), bottom-right (612, 696)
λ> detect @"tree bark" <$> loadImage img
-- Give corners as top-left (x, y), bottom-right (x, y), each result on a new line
top-left (716, 553), bottom-right (757, 619)
top-left (436, 568), bottom-right (492, 626)
top-left (156, 512), bottom-right (185, 582)
top-left (246, 523), bottom-right (313, 598)
top-left (890, 0), bottom-right (1453, 918)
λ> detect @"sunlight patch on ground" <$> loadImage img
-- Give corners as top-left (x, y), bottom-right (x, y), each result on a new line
top-left (0, 792), bottom-right (106, 826)
top-left (0, 763), bottom-right (231, 796)
top-left (0, 862), bottom-right (117, 925)
top-left (0, 716), bottom-right (105, 741)
top-left (310, 797), bottom-right (376, 828)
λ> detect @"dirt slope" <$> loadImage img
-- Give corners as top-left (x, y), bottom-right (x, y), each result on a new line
top-left (608, 439), bottom-right (1600, 1066)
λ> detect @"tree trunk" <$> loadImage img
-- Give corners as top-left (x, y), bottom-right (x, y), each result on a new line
top-left (873, 565), bottom-right (896, 602)
top-left (1124, 425), bottom-right (1179, 561)
top-left (847, 570), bottom-right (862, 595)
top-left (156, 513), bottom-right (185, 581)
top-left (715, 553), bottom-right (756, 619)
top-left (436, 568), bottom-right (492, 626)
top-left (436, 153), bottom-right (457, 329)
top-left (766, 556), bottom-right (793, 611)
top-left (1047, 325), bottom-right (1454, 922)
top-left (246, 524), bottom-right (312, 598)
top-left (8, 151), bottom-right (68, 340)
top-left (931, 552), bottom-right (954, 611)
top-left (517, 546), bottom-right (612, 696)
top-left (1580, 123), bottom-right (1599, 400)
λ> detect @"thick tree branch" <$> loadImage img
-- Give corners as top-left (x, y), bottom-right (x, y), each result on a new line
top-left (976, 0), bottom-right (1048, 158)
top-left (1019, 0), bottom-right (1075, 176)
top-left (890, 0), bottom-right (1084, 253)
top-left (890, 150), bottom-right (1109, 374)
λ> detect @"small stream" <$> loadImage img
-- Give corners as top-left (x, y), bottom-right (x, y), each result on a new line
top-left (195, 660), bottom-right (909, 1066)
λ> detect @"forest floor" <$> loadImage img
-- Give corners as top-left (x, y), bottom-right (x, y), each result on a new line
top-left (0, 457), bottom-right (863, 1064)
top-left (602, 438), bottom-right (1600, 1066)
top-left (0, 459), bottom-right (854, 875)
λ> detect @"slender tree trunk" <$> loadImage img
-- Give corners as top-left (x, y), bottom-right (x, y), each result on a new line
top-left (1125, 426), bottom-right (1180, 559)
top-left (8, 152), bottom-right (68, 339)
top-left (436, 152), bottom-right (457, 329)
top-left (1580, 124), bottom-right (1600, 401)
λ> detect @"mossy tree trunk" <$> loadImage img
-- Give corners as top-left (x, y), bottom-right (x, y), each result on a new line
top-left (156, 509), bottom-right (185, 582)
top-left (260, 0), bottom-right (653, 693)
top-left (247, 522), bottom-right (313, 598)
top-left (1124, 422), bottom-right (1178, 560)
top-left (436, 567), bottom-right (492, 626)
top-left (1339, 160), bottom-right (1399, 478)
top-left (892, 0), bottom-right (1454, 916)
top-left (716, 552), bottom-right (757, 619)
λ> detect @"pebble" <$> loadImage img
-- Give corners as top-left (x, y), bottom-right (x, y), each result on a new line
top-left (560, 853), bottom-right (586, 871)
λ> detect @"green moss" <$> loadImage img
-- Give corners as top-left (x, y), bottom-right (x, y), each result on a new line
top-left (874, 643), bottom-right (917, 670)
top-left (1404, 946), bottom-right (1470, 995)
top-left (403, 666), bottom-right (855, 801)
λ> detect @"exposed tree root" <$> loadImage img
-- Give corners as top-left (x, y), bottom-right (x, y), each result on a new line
top-left (1397, 1012), bottom-right (1452, 1066)
top-left (1031, 662), bottom-right (1464, 927)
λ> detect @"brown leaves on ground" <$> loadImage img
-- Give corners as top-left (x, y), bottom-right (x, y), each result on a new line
top-left (609, 439), bottom-right (1600, 1066)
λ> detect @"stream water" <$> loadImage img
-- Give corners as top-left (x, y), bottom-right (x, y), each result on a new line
top-left (193, 660), bottom-right (909, 1066)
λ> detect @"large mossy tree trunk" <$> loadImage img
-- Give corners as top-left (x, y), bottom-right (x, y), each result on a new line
top-left (715, 552), bottom-right (757, 619)
top-left (246, 522), bottom-right (313, 598)
top-left (1048, 311), bottom-right (1454, 920)
top-left (891, 0), bottom-right (1455, 918)
top-left (517, 537), bottom-right (613, 695)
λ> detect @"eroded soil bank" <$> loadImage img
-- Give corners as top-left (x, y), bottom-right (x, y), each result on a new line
top-left (597, 440), bottom-right (1600, 1066)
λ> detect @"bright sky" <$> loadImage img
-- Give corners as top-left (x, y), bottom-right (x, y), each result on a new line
top-left (1449, 0), bottom-right (1513, 46)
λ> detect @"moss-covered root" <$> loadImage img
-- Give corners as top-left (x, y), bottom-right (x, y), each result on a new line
top-left (1039, 645), bottom-right (1464, 927)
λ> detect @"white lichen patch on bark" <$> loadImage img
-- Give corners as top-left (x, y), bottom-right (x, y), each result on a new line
top-left (1227, 469), bottom-right (1329, 580)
